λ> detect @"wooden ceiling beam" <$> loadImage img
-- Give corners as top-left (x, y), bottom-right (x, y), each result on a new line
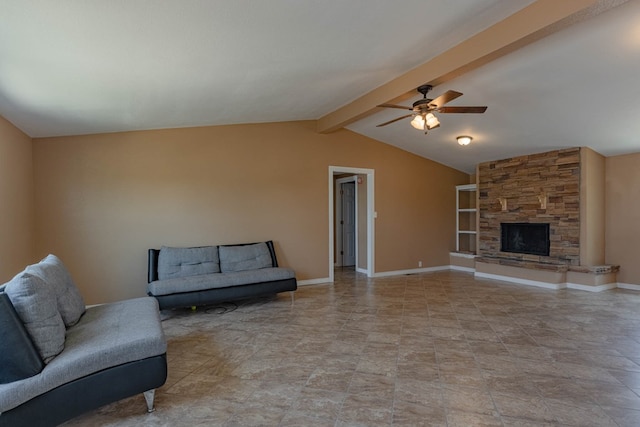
top-left (316, 0), bottom-right (603, 134)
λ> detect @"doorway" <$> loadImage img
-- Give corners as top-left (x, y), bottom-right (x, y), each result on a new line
top-left (335, 179), bottom-right (356, 267)
top-left (328, 166), bottom-right (375, 282)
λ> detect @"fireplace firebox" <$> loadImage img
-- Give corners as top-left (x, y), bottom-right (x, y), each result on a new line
top-left (500, 223), bottom-right (550, 256)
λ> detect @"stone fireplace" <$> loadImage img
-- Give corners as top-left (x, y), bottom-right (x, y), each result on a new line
top-left (473, 147), bottom-right (617, 290)
top-left (478, 147), bottom-right (580, 266)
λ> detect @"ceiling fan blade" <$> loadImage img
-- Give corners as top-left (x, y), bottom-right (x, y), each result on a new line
top-left (376, 114), bottom-right (413, 127)
top-left (429, 90), bottom-right (463, 108)
top-left (377, 103), bottom-right (412, 110)
top-left (438, 106), bottom-right (487, 113)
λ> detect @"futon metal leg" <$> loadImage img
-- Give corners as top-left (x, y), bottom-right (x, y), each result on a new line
top-left (290, 291), bottom-right (295, 305)
top-left (143, 389), bottom-right (156, 413)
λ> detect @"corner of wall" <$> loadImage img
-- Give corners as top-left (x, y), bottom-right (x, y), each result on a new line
top-left (0, 115), bottom-right (35, 281)
top-left (579, 147), bottom-right (606, 266)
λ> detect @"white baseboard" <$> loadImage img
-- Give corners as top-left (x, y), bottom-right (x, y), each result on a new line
top-left (617, 282), bottom-right (640, 291)
top-left (297, 277), bottom-right (332, 286)
top-left (356, 267), bottom-right (368, 274)
top-left (566, 282), bottom-right (617, 292)
top-left (474, 272), bottom-right (630, 292)
top-left (474, 272), bottom-right (566, 290)
top-left (450, 265), bottom-right (475, 273)
top-left (372, 265), bottom-right (449, 278)
top-left (316, 267), bottom-right (640, 293)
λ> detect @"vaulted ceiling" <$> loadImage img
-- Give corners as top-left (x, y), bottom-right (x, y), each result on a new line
top-left (1, 0), bottom-right (638, 173)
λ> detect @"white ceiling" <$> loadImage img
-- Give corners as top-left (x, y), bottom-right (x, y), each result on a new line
top-left (1, 1), bottom-right (639, 173)
top-left (347, 0), bottom-right (640, 172)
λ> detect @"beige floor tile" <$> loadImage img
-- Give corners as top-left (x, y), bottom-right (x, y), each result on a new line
top-left (60, 269), bottom-right (640, 426)
top-left (291, 387), bottom-right (346, 422)
top-left (394, 377), bottom-right (442, 407)
top-left (337, 394), bottom-right (393, 426)
top-left (491, 392), bottom-right (557, 423)
top-left (544, 398), bottom-right (617, 426)
top-left (347, 371), bottom-right (395, 400)
top-left (441, 385), bottom-right (498, 416)
top-left (392, 399), bottom-right (447, 426)
top-left (445, 409), bottom-right (503, 427)
top-left (601, 405), bottom-right (640, 427)
top-left (306, 367), bottom-right (354, 392)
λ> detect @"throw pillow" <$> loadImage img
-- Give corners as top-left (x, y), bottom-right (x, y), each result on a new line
top-left (219, 242), bottom-right (273, 273)
top-left (4, 271), bottom-right (66, 364)
top-left (26, 255), bottom-right (86, 327)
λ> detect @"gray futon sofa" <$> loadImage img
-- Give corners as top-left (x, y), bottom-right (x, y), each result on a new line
top-left (147, 241), bottom-right (297, 310)
top-left (0, 255), bottom-right (167, 427)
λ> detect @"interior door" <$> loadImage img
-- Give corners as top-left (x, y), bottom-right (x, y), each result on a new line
top-left (341, 182), bottom-right (356, 267)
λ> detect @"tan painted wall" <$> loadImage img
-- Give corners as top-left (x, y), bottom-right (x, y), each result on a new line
top-left (33, 121), bottom-right (468, 304)
top-left (580, 147), bottom-right (605, 266)
top-left (0, 116), bottom-right (35, 282)
top-left (374, 141), bottom-right (466, 272)
top-left (605, 152), bottom-right (640, 285)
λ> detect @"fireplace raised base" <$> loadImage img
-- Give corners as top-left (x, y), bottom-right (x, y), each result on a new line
top-left (473, 258), bottom-right (619, 292)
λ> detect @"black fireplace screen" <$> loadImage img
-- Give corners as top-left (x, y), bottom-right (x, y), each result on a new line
top-left (500, 223), bottom-right (550, 256)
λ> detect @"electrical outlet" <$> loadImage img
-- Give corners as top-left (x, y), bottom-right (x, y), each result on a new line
top-left (418, 261), bottom-right (422, 268)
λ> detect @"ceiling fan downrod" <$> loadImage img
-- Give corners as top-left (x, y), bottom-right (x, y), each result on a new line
top-left (417, 84), bottom-right (433, 98)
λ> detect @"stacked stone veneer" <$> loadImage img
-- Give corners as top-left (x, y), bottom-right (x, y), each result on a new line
top-left (478, 147), bottom-right (580, 267)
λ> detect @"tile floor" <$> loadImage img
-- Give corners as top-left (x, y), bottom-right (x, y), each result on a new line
top-left (63, 269), bottom-right (640, 426)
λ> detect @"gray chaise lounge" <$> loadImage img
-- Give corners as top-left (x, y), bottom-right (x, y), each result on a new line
top-left (0, 255), bottom-right (167, 427)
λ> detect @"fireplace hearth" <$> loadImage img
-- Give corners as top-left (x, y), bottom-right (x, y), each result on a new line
top-left (501, 223), bottom-right (550, 257)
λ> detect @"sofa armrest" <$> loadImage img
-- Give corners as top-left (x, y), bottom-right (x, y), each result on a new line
top-left (148, 249), bottom-right (160, 283)
top-left (265, 240), bottom-right (278, 267)
top-left (0, 293), bottom-right (44, 384)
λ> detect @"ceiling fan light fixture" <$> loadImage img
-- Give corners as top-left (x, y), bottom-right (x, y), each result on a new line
top-left (410, 115), bottom-right (425, 130)
top-left (425, 113), bottom-right (440, 130)
top-left (376, 86), bottom-right (487, 133)
top-left (457, 135), bottom-right (472, 146)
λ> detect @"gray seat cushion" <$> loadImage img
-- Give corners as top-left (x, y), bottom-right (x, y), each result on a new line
top-left (158, 246), bottom-right (220, 280)
top-left (148, 267), bottom-right (295, 296)
top-left (0, 297), bottom-right (166, 413)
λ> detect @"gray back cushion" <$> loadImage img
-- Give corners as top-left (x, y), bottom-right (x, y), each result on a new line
top-left (158, 246), bottom-right (220, 280)
top-left (26, 255), bottom-right (86, 328)
top-left (219, 242), bottom-right (273, 273)
top-left (4, 272), bottom-right (66, 364)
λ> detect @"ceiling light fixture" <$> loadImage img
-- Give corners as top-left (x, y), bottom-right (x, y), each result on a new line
top-left (410, 115), bottom-right (425, 130)
top-left (410, 113), bottom-right (440, 131)
top-left (457, 135), bottom-right (472, 146)
top-left (424, 113), bottom-right (440, 130)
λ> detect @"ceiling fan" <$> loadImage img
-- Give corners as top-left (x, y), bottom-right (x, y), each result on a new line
top-left (376, 84), bottom-right (487, 133)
